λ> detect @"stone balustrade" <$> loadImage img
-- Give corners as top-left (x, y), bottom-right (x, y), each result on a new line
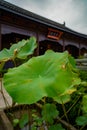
top-left (76, 53), bottom-right (87, 70)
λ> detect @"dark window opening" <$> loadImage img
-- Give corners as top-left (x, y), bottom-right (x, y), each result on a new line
top-left (39, 40), bottom-right (63, 55)
top-left (2, 33), bottom-right (29, 49)
top-left (65, 45), bottom-right (79, 58)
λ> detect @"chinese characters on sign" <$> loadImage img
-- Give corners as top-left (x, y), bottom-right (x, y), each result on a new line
top-left (47, 28), bottom-right (63, 40)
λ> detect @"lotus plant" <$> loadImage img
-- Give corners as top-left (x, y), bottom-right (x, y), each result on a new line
top-left (0, 37), bottom-right (84, 130)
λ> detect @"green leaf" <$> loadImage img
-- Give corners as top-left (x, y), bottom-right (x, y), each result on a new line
top-left (49, 124), bottom-right (65, 130)
top-left (31, 126), bottom-right (37, 130)
top-left (42, 103), bottom-right (59, 124)
top-left (54, 94), bottom-right (71, 104)
top-left (19, 113), bottom-right (29, 128)
top-left (0, 48), bottom-right (11, 62)
top-left (68, 54), bottom-right (76, 68)
top-left (0, 61), bottom-right (5, 72)
top-left (17, 37), bottom-right (37, 59)
top-left (0, 37), bottom-right (37, 62)
top-left (76, 116), bottom-right (87, 126)
top-left (3, 50), bottom-right (81, 104)
top-left (32, 113), bottom-right (43, 126)
top-left (82, 95), bottom-right (87, 113)
top-left (13, 118), bottom-right (19, 127)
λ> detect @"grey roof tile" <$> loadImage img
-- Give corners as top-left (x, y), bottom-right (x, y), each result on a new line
top-left (0, 0), bottom-right (87, 39)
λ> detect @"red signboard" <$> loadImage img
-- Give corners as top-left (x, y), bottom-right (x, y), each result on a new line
top-left (47, 28), bottom-right (63, 40)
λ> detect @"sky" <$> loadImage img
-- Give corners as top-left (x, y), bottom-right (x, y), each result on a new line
top-left (4, 0), bottom-right (87, 35)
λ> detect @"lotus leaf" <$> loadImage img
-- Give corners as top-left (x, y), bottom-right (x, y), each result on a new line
top-left (0, 37), bottom-right (37, 62)
top-left (42, 103), bottom-right (59, 124)
top-left (3, 50), bottom-right (81, 104)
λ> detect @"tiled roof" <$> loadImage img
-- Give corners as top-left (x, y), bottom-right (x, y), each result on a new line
top-left (0, 0), bottom-right (87, 39)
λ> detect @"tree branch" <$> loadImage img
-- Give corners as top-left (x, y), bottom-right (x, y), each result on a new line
top-left (57, 117), bottom-right (77, 130)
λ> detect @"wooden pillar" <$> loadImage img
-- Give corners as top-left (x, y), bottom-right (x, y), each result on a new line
top-left (79, 41), bottom-right (81, 56)
top-left (36, 29), bottom-right (39, 56)
top-left (62, 34), bottom-right (65, 51)
top-left (0, 23), bottom-right (1, 50)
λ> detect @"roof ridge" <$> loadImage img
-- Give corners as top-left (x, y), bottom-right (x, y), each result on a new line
top-left (0, 0), bottom-right (87, 38)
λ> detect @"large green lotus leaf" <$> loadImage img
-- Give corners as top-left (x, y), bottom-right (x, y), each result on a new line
top-left (0, 37), bottom-right (37, 62)
top-left (3, 50), bottom-right (81, 104)
top-left (17, 37), bottom-right (37, 59)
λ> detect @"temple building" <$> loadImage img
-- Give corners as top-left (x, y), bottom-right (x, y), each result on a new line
top-left (0, 0), bottom-right (87, 58)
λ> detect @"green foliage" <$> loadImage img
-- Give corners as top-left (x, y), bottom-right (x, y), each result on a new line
top-left (12, 113), bottom-right (29, 128)
top-left (31, 126), bottom-right (37, 130)
top-left (54, 94), bottom-right (71, 104)
top-left (49, 124), bottom-right (65, 130)
top-left (3, 50), bottom-right (80, 104)
top-left (0, 36), bottom-right (37, 61)
top-left (13, 118), bottom-right (19, 127)
top-left (1, 37), bottom-right (87, 129)
top-left (68, 54), bottom-right (76, 68)
top-left (32, 113), bottom-right (43, 126)
top-left (0, 61), bottom-right (5, 75)
top-left (76, 115), bottom-right (87, 126)
top-left (42, 103), bottom-right (59, 124)
top-left (0, 37), bottom-right (37, 71)
top-left (82, 95), bottom-right (87, 113)
top-left (79, 70), bottom-right (87, 81)
top-left (19, 113), bottom-right (29, 128)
